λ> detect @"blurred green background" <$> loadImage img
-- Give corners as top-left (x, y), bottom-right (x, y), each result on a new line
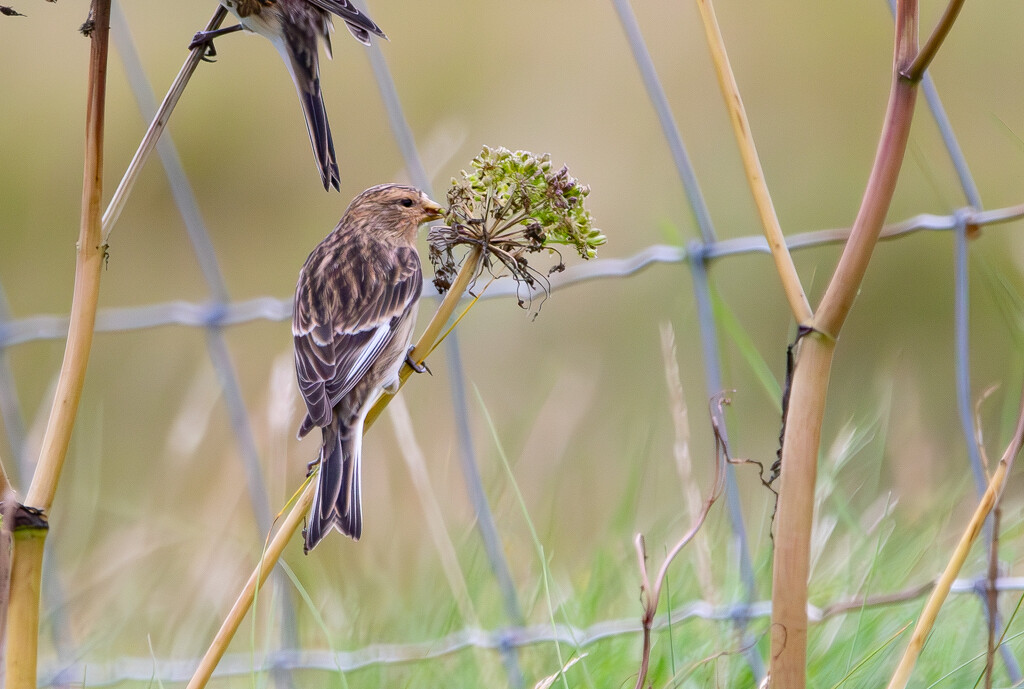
top-left (1, 0), bottom-right (1023, 686)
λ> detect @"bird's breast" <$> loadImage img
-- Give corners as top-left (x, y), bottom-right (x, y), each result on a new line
top-left (221, 0), bottom-right (280, 35)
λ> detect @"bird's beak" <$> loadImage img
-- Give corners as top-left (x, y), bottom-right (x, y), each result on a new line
top-left (423, 198), bottom-right (445, 221)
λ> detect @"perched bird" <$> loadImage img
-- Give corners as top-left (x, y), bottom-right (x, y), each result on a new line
top-left (191, 0), bottom-right (387, 190)
top-left (293, 184), bottom-right (444, 550)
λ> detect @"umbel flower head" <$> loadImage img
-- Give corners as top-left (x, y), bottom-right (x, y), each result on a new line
top-left (428, 146), bottom-right (606, 310)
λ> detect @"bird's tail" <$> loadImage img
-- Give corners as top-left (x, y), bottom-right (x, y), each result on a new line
top-left (305, 419), bottom-right (362, 552)
top-left (296, 79), bottom-right (341, 191)
top-left (331, 2), bottom-right (387, 45)
top-left (277, 40), bottom-right (341, 191)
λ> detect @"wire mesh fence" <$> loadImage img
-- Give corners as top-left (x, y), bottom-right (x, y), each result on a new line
top-left (2, 0), bottom-right (1023, 686)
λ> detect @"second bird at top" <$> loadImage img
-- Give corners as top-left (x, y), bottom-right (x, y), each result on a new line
top-left (210, 0), bottom-right (387, 190)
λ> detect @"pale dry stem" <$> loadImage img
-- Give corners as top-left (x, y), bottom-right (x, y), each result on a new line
top-left (768, 1), bottom-right (925, 685)
top-left (659, 323), bottom-right (714, 602)
top-left (693, 0), bottom-right (811, 325)
top-left (100, 5), bottom-right (227, 244)
top-left (886, 383), bottom-right (1024, 689)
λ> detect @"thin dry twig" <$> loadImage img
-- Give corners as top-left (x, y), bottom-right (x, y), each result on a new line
top-left (886, 383), bottom-right (1024, 689)
top-left (100, 5), bottom-right (227, 244)
top-left (633, 392), bottom-right (733, 689)
top-left (904, 0), bottom-right (968, 81)
top-left (973, 383), bottom-right (1002, 689)
top-left (985, 505), bottom-right (1001, 689)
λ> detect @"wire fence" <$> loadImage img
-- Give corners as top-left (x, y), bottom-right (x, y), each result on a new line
top-left (2, 0), bottom-right (1022, 687)
top-left (33, 576), bottom-right (1024, 687)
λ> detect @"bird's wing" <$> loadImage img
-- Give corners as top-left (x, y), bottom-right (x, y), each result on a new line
top-left (305, 0), bottom-right (386, 44)
top-left (293, 246), bottom-right (422, 432)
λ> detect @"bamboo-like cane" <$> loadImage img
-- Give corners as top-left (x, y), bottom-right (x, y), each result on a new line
top-left (5, 3), bottom-right (113, 687)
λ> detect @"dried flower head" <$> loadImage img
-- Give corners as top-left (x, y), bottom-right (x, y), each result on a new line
top-left (428, 146), bottom-right (605, 310)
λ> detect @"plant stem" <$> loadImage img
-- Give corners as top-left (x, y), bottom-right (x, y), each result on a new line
top-left (886, 384), bottom-right (1024, 689)
top-left (100, 5), bottom-right (227, 245)
top-left (364, 247), bottom-right (483, 428)
top-left (186, 247), bottom-right (484, 689)
top-left (694, 0), bottom-right (812, 325)
top-left (904, 0), bottom-right (967, 82)
top-left (5, 2), bottom-right (116, 681)
top-left (186, 481), bottom-right (315, 689)
top-left (5, 3), bottom-right (112, 684)
top-left (4, 528), bottom-right (44, 689)
top-left (768, 333), bottom-right (833, 687)
top-left (768, 2), bottom-right (921, 686)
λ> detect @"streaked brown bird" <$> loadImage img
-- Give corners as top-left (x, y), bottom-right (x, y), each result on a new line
top-left (293, 184), bottom-right (443, 550)
top-left (191, 0), bottom-right (387, 190)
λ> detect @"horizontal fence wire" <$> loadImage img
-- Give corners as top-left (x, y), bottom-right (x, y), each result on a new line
top-left (35, 576), bottom-right (1024, 687)
top-left (1, 204), bottom-right (1021, 350)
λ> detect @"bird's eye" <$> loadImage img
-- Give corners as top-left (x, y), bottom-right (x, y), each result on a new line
top-left (399, 198), bottom-right (414, 208)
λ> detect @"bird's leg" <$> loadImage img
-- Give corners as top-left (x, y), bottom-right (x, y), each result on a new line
top-left (305, 457), bottom-right (319, 478)
top-left (405, 346), bottom-right (431, 375)
top-left (189, 24), bottom-right (244, 60)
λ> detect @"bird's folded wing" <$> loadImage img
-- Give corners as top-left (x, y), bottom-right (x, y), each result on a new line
top-left (306, 0), bottom-right (386, 43)
top-left (293, 248), bottom-right (422, 429)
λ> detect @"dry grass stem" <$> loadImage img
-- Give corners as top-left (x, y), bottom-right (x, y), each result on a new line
top-left (100, 5), bottom-right (227, 244)
top-left (186, 248), bottom-right (485, 689)
top-left (886, 383), bottom-right (1024, 689)
top-left (534, 654), bottom-right (587, 689)
top-left (185, 477), bottom-right (315, 689)
top-left (693, 0), bottom-right (811, 325)
top-left (633, 392), bottom-right (732, 689)
top-left (659, 323), bottom-right (714, 601)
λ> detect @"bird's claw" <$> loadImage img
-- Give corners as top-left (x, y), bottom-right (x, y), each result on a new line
top-left (406, 346), bottom-right (430, 375)
top-left (189, 30), bottom-right (219, 61)
top-left (305, 459), bottom-right (319, 478)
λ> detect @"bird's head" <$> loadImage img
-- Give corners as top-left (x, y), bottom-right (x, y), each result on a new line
top-left (343, 184), bottom-right (445, 244)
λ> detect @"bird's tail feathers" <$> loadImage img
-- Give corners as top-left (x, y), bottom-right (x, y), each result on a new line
top-left (315, 0), bottom-right (387, 44)
top-left (275, 39), bottom-right (341, 191)
top-left (296, 82), bottom-right (341, 191)
top-left (304, 421), bottom-right (362, 552)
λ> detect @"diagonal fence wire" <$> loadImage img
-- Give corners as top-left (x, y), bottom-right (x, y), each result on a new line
top-left (108, 0), bottom-right (299, 676)
top-left (360, 3), bottom-right (525, 684)
top-left (609, 0), bottom-right (764, 678)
